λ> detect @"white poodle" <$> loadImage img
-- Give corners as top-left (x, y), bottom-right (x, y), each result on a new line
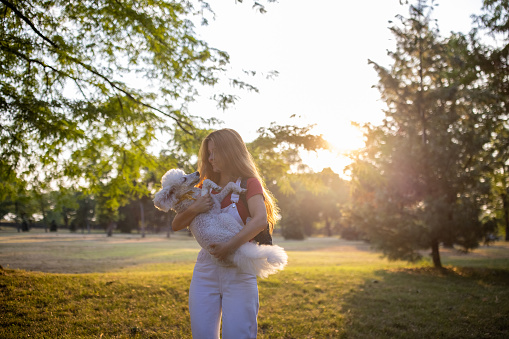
top-left (153, 169), bottom-right (287, 278)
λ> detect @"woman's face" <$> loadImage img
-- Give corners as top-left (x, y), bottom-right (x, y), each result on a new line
top-left (207, 139), bottom-right (222, 173)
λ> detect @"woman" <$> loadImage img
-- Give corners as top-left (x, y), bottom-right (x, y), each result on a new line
top-left (172, 128), bottom-right (278, 339)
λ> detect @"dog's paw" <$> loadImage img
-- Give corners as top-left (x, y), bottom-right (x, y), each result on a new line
top-left (203, 179), bottom-right (222, 191)
top-left (232, 186), bottom-right (247, 195)
top-left (210, 184), bottom-right (222, 193)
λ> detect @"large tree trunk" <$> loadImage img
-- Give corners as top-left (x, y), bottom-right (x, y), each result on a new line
top-left (431, 239), bottom-right (442, 268)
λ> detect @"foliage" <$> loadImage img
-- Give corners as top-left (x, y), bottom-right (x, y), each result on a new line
top-left (277, 168), bottom-right (350, 239)
top-left (0, 0), bottom-right (237, 214)
top-left (472, 0), bottom-right (509, 240)
top-left (46, 188), bottom-right (79, 228)
top-left (315, 168), bottom-right (350, 237)
top-left (348, 1), bottom-right (497, 267)
top-left (246, 122), bottom-right (331, 239)
top-left (0, 120), bottom-right (335, 237)
top-left (475, 0), bottom-right (509, 39)
top-left (248, 121), bottom-right (329, 189)
top-left (117, 195), bottom-right (174, 234)
top-left (73, 192), bottom-right (95, 232)
top-left (0, 0), bottom-right (284, 231)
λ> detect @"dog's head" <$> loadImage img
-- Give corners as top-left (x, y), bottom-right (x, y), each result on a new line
top-left (153, 169), bottom-right (200, 212)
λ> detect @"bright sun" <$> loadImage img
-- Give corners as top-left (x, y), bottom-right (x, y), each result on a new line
top-left (301, 120), bottom-right (365, 178)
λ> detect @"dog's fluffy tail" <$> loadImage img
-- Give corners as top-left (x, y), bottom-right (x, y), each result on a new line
top-left (231, 243), bottom-right (288, 279)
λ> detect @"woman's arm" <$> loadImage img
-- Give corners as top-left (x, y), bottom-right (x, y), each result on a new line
top-left (171, 193), bottom-right (214, 231)
top-left (209, 194), bottom-right (267, 260)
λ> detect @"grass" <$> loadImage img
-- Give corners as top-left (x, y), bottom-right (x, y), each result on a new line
top-left (1, 229), bottom-right (509, 338)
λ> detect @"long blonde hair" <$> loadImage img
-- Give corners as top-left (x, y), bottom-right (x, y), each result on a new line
top-left (198, 128), bottom-right (279, 231)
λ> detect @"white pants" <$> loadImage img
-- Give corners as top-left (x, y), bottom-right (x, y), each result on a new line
top-left (189, 253), bottom-right (259, 339)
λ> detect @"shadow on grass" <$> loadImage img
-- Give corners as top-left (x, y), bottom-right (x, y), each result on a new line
top-left (341, 266), bottom-right (509, 339)
top-left (280, 238), bottom-right (375, 253)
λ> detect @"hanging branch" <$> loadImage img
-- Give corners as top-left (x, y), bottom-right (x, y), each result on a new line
top-left (0, 0), bottom-right (58, 48)
top-left (2, 0), bottom-right (195, 135)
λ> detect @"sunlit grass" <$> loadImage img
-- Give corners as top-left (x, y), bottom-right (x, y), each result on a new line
top-left (1, 231), bottom-right (508, 338)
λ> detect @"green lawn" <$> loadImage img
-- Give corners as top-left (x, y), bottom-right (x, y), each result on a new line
top-left (1, 230), bottom-right (508, 338)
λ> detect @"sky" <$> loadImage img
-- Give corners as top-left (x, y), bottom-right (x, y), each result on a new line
top-left (188, 0), bottom-right (485, 177)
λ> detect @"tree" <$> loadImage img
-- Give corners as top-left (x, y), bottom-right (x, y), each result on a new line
top-left (0, 0), bottom-right (292, 233)
top-left (315, 168), bottom-right (350, 237)
top-left (42, 187), bottom-right (79, 230)
top-left (274, 169), bottom-right (349, 239)
top-left (248, 121), bottom-right (329, 191)
top-left (74, 192), bottom-right (95, 233)
top-left (472, 0), bottom-right (509, 240)
top-left (115, 152), bottom-right (180, 234)
top-left (10, 183), bottom-right (39, 230)
top-left (348, 1), bottom-right (494, 268)
top-left (0, 175), bottom-right (24, 222)
top-left (0, 0), bottom-right (261, 217)
top-left (246, 121), bottom-right (329, 239)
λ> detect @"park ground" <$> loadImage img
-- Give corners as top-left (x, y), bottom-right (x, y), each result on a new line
top-left (1, 228), bottom-right (509, 338)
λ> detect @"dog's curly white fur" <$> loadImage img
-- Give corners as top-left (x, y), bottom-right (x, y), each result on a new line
top-left (154, 169), bottom-right (287, 278)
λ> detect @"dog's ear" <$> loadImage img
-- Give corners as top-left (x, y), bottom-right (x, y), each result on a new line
top-left (153, 186), bottom-right (176, 212)
top-left (166, 187), bottom-right (176, 200)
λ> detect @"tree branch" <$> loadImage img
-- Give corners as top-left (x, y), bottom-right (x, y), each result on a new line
top-left (115, 93), bottom-right (162, 168)
top-left (1, 44), bottom-right (53, 70)
top-left (0, 0), bottom-right (58, 48)
top-left (2, 43), bottom-right (195, 135)
top-left (64, 53), bottom-right (195, 135)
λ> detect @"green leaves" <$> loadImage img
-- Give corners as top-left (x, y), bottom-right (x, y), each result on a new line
top-left (249, 122), bottom-right (330, 185)
top-left (0, 0), bottom-right (237, 215)
top-left (244, 122), bottom-right (335, 239)
top-left (349, 0), bottom-right (502, 267)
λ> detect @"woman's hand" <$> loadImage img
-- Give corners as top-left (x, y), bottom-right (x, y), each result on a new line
top-left (209, 194), bottom-right (267, 260)
top-left (209, 241), bottom-right (235, 262)
top-left (190, 193), bottom-right (214, 214)
top-left (171, 193), bottom-right (214, 231)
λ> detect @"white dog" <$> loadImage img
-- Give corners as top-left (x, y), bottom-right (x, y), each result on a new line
top-left (153, 169), bottom-right (287, 278)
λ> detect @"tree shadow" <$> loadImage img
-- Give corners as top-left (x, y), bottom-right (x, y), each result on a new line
top-left (280, 238), bottom-right (375, 252)
top-left (340, 266), bottom-right (509, 338)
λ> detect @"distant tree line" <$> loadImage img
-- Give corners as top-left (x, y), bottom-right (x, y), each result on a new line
top-left (1, 120), bottom-right (351, 239)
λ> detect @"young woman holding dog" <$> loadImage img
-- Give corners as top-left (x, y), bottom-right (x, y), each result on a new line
top-left (172, 128), bottom-right (278, 339)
